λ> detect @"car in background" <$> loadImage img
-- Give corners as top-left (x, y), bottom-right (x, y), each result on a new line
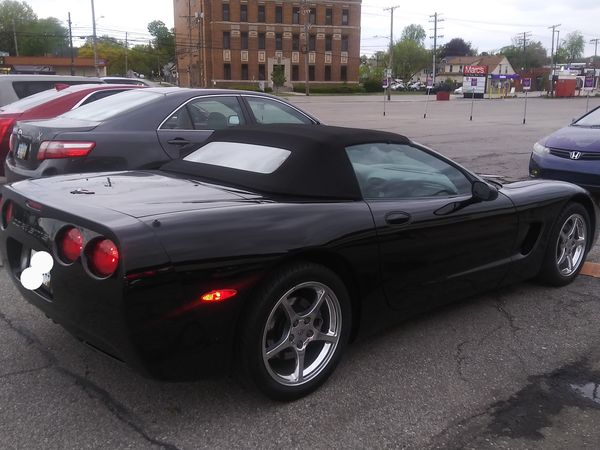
top-left (101, 76), bottom-right (176, 87)
top-left (5, 87), bottom-right (320, 181)
top-left (408, 81), bottom-right (426, 91)
top-left (0, 74), bottom-right (104, 107)
top-left (0, 83), bottom-right (144, 177)
top-left (1, 124), bottom-right (596, 400)
top-left (529, 106), bottom-right (600, 192)
top-left (454, 86), bottom-right (463, 95)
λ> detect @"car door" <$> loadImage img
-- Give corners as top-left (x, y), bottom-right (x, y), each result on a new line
top-left (157, 95), bottom-right (246, 159)
top-left (346, 142), bottom-right (518, 312)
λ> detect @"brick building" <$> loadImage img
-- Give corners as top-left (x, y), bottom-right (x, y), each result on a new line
top-left (173, 0), bottom-right (362, 89)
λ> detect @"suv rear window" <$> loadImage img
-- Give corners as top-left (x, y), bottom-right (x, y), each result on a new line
top-left (61, 89), bottom-right (162, 121)
top-left (11, 80), bottom-right (98, 99)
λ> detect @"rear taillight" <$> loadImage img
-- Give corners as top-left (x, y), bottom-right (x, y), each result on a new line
top-left (57, 227), bottom-right (83, 263)
top-left (37, 141), bottom-right (95, 160)
top-left (0, 118), bottom-right (15, 145)
top-left (88, 238), bottom-right (119, 277)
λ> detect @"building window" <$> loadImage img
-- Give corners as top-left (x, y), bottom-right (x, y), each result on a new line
top-left (449, 65), bottom-right (453, 72)
top-left (275, 33), bottom-right (283, 51)
top-left (292, 7), bottom-right (300, 24)
top-left (223, 32), bottom-right (230, 49)
top-left (224, 64), bottom-right (231, 80)
top-left (309, 9), bottom-right (316, 25)
top-left (341, 35), bottom-right (348, 52)
top-left (292, 34), bottom-right (300, 51)
top-left (241, 64), bottom-right (249, 80)
top-left (309, 65), bottom-right (315, 81)
top-left (275, 6), bottom-right (283, 23)
top-left (258, 32), bottom-right (266, 50)
top-left (240, 4), bottom-right (247, 22)
top-left (258, 5), bottom-right (265, 22)
top-left (259, 64), bottom-right (266, 80)
top-left (325, 35), bottom-right (332, 52)
top-left (309, 34), bottom-right (316, 51)
top-left (342, 9), bottom-right (349, 25)
top-left (325, 65), bottom-right (331, 81)
top-left (325, 8), bottom-right (332, 25)
top-left (223, 4), bottom-right (230, 21)
top-left (241, 32), bottom-right (248, 50)
top-left (341, 66), bottom-right (347, 82)
top-left (292, 65), bottom-right (299, 81)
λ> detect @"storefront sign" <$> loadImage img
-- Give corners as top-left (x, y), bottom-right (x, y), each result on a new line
top-left (463, 65), bottom-right (488, 76)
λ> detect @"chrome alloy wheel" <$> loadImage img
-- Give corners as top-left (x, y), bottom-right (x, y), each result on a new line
top-left (262, 281), bottom-right (342, 386)
top-left (556, 213), bottom-right (587, 276)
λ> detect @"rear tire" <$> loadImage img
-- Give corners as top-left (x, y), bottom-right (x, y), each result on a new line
top-left (537, 203), bottom-right (590, 286)
top-left (239, 263), bottom-right (351, 401)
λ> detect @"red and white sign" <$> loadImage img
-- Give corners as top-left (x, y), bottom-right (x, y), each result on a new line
top-left (463, 65), bottom-right (488, 76)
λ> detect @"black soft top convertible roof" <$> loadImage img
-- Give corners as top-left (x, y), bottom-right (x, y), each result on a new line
top-left (161, 124), bottom-right (411, 199)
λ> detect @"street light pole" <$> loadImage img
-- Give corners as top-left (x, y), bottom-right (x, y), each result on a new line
top-left (91, 0), bottom-right (99, 77)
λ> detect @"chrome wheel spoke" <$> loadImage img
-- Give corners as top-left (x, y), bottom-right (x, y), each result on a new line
top-left (557, 247), bottom-right (568, 267)
top-left (280, 297), bottom-right (297, 322)
top-left (314, 331), bottom-right (338, 344)
top-left (302, 287), bottom-right (326, 319)
top-left (266, 333), bottom-right (292, 360)
top-left (566, 254), bottom-right (574, 272)
top-left (293, 349), bottom-right (306, 383)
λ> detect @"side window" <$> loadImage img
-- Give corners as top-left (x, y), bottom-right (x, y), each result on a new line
top-left (246, 97), bottom-right (313, 124)
top-left (12, 81), bottom-right (55, 99)
top-left (160, 96), bottom-right (245, 130)
top-left (346, 142), bottom-right (472, 199)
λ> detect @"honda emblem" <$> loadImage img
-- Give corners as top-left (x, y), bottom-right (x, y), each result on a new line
top-left (570, 151), bottom-right (582, 160)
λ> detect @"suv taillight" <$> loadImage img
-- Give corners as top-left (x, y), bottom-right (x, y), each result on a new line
top-left (57, 227), bottom-right (83, 263)
top-left (2, 199), bottom-right (13, 228)
top-left (88, 238), bottom-right (119, 277)
top-left (38, 141), bottom-right (95, 160)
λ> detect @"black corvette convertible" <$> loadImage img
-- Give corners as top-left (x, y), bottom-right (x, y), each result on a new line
top-left (0, 124), bottom-right (597, 400)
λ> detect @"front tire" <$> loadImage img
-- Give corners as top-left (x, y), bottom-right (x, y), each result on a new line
top-left (239, 263), bottom-right (351, 401)
top-left (538, 203), bottom-right (590, 286)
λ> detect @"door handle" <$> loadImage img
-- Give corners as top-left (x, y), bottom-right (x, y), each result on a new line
top-left (385, 212), bottom-right (411, 225)
top-left (167, 138), bottom-right (191, 145)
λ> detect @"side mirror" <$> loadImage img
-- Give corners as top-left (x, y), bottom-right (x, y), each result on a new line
top-left (472, 180), bottom-right (498, 201)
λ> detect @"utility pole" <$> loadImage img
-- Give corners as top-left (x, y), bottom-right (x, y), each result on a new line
top-left (548, 24), bottom-right (560, 97)
top-left (196, 7), bottom-right (206, 88)
top-left (12, 18), bottom-right (19, 56)
top-left (591, 38), bottom-right (599, 62)
top-left (68, 13), bottom-right (74, 75)
top-left (91, 0), bottom-right (99, 77)
top-left (383, 5), bottom-right (400, 101)
top-left (517, 31), bottom-right (531, 69)
top-left (302, 0), bottom-right (311, 96)
top-left (429, 13), bottom-right (444, 87)
top-left (124, 32), bottom-right (128, 75)
top-left (200, 0), bottom-right (207, 87)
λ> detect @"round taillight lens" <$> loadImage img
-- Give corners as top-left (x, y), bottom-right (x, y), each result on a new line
top-left (57, 227), bottom-right (83, 263)
top-left (89, 239), bottom-right (119, 277)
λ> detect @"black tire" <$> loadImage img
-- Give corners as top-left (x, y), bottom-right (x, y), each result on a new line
top-left (537, 203), bottom-right (590, 286)
top-left (238, 262), bottom-right (351, 401)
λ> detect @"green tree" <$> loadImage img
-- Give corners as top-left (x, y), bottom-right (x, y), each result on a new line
top-left (147, 20), bottom-right (175, 63)
top-left (18, 17), bottom-right (68, 56)
top-left (439, 38), bottom-right (476, 59)
top-left (0, 0), bottom-right (36, 55)
top-left (271, 64), bottom-right (286, 93)
top-left (558, 31), bottom-right (585, 63)
top-left (501, 40), bottom-right (548, 69)
top-left (392, 39), bottom-right (429, 81)
top-left (400, 24), bottom-right (426, 46)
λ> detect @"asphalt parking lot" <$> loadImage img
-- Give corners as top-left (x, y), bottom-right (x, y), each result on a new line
top-left (2, 94), bottom-right (600, 449)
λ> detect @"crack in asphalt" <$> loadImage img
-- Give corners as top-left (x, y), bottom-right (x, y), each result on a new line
top-left (0, 310), bottom-right (182, 450)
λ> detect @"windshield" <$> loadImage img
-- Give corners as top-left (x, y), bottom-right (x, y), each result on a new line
top-left (60, 89), bottom-right (162, 121)
top-left (573, 107), bottom-right (600, 127)
top-left (0, 87), bottom-right (68, 113)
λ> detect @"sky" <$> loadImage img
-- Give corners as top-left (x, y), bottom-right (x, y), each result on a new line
top-left (24, 0), bottom-right (600, 58)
